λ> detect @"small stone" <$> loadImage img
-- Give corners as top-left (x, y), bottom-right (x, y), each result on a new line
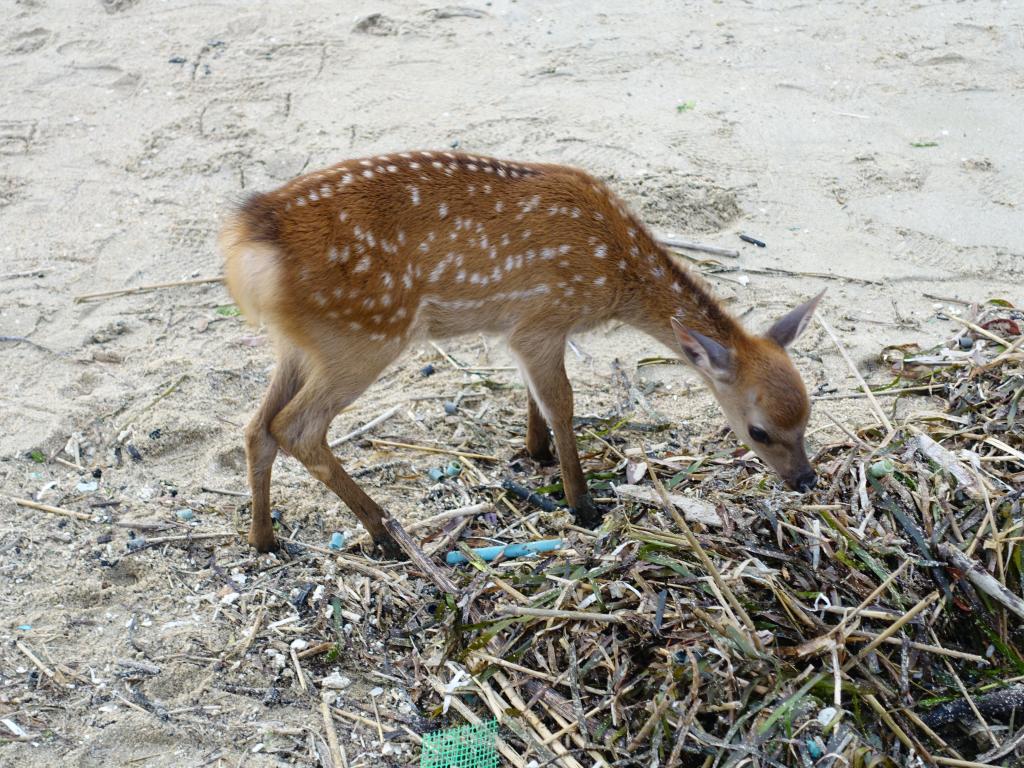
top-left (817, 706), bottom-right (837, 726)
top-left (175, 508), bottom-right (194, 521)
top-left (369, 686), bottom-right (384, 697)
top-left (77, 480), bottom-right (99, 492)
top-left (290, 639), bottom-right (309, 651)
top-left (420, 363), bottom-right (435, 377)
top-left (443, 401), bottom-right (458, 415)
top-left (321, 672), bottom-right (353, 690)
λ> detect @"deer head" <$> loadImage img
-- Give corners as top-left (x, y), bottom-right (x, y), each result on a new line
top-left (671, 291), bottom-right (825, 492)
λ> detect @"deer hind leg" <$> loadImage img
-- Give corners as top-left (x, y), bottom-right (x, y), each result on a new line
top-left (525, 389), bottom-right (555, 464)
top-left (268, 344), bottom-right (404, 558)
top-left (510, 329), bottom-right (599, 526)
top-left (245, 350), bottom-right (306, 552)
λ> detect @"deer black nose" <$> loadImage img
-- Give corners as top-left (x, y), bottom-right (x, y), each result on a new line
top-left (792, 470), bottom-right (817, 493)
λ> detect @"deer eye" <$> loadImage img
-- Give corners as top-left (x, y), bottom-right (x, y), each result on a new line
top-left (748, 426), bottom-right (771, 445)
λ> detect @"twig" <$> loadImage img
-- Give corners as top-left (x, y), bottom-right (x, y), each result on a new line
top-left (657, 234), bottom-right (740, 258)
top-left (499, 606), bottom-right (625, 623)
top-left (648, 465), bottom-right (760, 642)
top-left (329, 405), bottom-right (402, 448)
top-left (817, 314), bottom-right (893, 432)
top-left (74, 276), bottom-right (224, 303)
top-left (711, 264), bottom-right (884, 286)
top-left (367, 438), bottom-right (497, 462)
top-left (321, 698), bottom-right (345, 768)
top-left (864, 693), bottom-right (933, 764)
top-left (1, 266), bottom-right (54, 279)
top-left (842, 592), bottom-right (939, 672)
top-left (16, 641), bottom-right (55, 679)
top-left (200, 486), bottom-right (250, 497)
top-left (137, 531), bottom-right (239, 547)
top-left (949, 314), bottom-right (1013, 350)
top-left (812, 384), bottom-right (941, 401)
top-left (345, 503), bottom-right (488, 550)
top-left (9, 496), bottom-right (92, 522)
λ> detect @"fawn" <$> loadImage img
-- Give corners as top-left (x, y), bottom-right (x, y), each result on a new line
top-left (221, 151), bottom-right (823, 555)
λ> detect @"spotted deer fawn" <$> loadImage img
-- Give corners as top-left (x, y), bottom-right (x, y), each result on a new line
top-left (221, 151), bottom-right (823, 555)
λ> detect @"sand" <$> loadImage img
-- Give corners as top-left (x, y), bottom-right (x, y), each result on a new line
top-left (1, 1), bottom-right (1021, 765)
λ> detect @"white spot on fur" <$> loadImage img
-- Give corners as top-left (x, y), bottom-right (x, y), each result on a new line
top-left (438, 202), bottom-right (449, 218)
top-left (409, 186), bottom-right (421, 205)
top-left (594, 244), bottom-right (608, 259)
top-left (354, 256), bottom-right (371, 273)
top-left (594, 276), bottom-right (607, 286)
top-left (362, 169), bottom-right (374, 179)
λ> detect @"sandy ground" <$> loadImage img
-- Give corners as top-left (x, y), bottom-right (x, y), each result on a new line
top-left (1, 1), bottom-right (1022, 765)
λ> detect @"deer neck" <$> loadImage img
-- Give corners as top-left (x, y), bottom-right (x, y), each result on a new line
top-left (617, 247), bottom-right (742, 354)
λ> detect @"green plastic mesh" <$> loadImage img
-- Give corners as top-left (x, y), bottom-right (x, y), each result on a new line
top-left (420, 719), bottom-right (499, 768)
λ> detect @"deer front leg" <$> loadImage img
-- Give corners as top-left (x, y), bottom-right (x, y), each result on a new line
top-left (511, 330), bottom-right (599, 526)
top-left (525, 389), bottom-right (555, 464)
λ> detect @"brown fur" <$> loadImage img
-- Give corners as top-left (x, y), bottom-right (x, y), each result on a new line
top-left (221, 151), bottom-right (818, 553)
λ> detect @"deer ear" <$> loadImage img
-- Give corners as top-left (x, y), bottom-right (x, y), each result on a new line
top-left (766, 290), bottom-right (825, 348)
top-left (670, 317), bottom-right (734, 382)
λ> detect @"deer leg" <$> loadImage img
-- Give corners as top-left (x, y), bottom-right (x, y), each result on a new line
top-left (244, 352), bottom-right (306, 552)
top-left (525, 389), bottom-right (555, 464)
top-left (268, 367), bottom-right (402, 559)
top-left (510, 330), bottom-right (599, 526)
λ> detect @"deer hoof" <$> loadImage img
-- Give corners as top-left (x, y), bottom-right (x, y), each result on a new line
top-left (248, 530), bottom-right (278, 552)
top-left (571, 494), bottom-right (604, 529)
top-left (527, 445), bottom-right (556, 465)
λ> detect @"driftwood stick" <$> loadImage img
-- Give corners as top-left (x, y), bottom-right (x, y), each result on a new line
top-left (383, 517), bottom-right (459, 594)
top-left (939, 543), bottom-right (1024, 621)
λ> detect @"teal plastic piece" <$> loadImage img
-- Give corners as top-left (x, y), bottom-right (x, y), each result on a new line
top-left (446, 538), bottom-right (563, 566)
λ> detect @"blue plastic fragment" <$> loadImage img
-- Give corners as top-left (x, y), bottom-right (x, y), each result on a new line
top-left (446, 538), bottom-right (563, 566)
top-left (17, 624), bottom-right (31, 632)
top-left (427, 467), bottom-right (445, 482)
top-left (175, 508), bottom-right (194, 521)
top-left (806, 739), bottom-right (823, 759)
top-left (328, 532), bottom-right (345, 550)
